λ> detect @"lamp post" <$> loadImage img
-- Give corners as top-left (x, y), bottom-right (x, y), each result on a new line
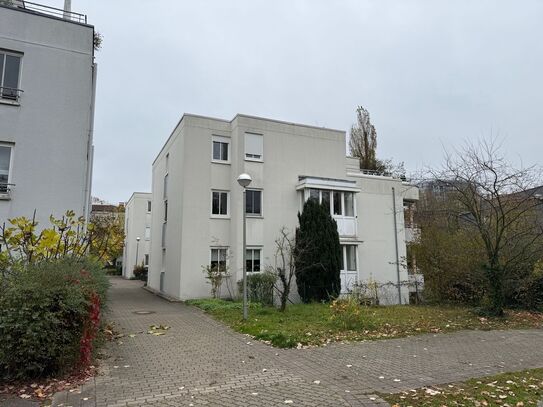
top-left (237, 173), bottom-right (252, 320)
top-left (135, 237), bottom-right (141, 268)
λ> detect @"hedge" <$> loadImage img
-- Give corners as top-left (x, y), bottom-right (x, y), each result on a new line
top-left (0, 258), bottom-right (109, 380)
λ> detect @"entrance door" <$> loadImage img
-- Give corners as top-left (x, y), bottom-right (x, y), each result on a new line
top-left (340, 245), bottom-right (358, 294)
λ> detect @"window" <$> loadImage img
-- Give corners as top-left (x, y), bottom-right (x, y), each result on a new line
top-left (163, 174), bottom-right (169, 199)
top-left (344, 192), bottom-right (355, 217)
top-left (144, 227), bottom-right (151, 240)
top-left (245, 133), bottom-right (263, 161)
top-left (246, 248), bottom-right (261, 272)
top-left (0, 51), bottom-right (22, 101)
top-left (333, 191), bottom-right (342, 215)
top-left (0, 145), bottom-right (12, 193)
top-left (161, 222), bottom-right (166, 248)
top-left (210, 248), bottom-right (227, 272)
top-left (144, 254), bottom-right (149, 266)
top-left (245, 189), bottom-right (262, 216)
top-left (212, 136), bottom-right (229, 162)
top-left (341, 245), bottom-right (357, 271)
top-left (309, 189), bottom-right (319, 201)
top-left (211, 191), bottom-right (229, 216)
top-left (321, 190), bottom-right (331, 208)
top-left (147, 200), bottom-right (152, 212)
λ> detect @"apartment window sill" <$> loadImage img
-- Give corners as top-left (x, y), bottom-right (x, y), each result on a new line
top-left (211, 160), bottom-right (231, 165)
top-left (0, 194), bottom-right (11, 201)
top-left (0, 99), bottom-right (20, 107)
top-left (246, 214), bottom-right (263, 219)
top-left (210, 215), bottom-right (230, 220)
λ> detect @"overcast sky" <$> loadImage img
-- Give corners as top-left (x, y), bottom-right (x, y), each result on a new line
top-left (50, 0), bottom-right (543, 203)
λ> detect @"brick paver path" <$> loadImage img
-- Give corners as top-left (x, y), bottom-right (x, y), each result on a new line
top-left (53, 277), bottom-right (543, 407)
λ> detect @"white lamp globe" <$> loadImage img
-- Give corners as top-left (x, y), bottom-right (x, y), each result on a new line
top-left (237, 173), bottom-right (252, 188)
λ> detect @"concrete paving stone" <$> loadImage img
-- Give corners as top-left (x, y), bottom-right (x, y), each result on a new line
top-left (51, 277), bottom-right (543, 406)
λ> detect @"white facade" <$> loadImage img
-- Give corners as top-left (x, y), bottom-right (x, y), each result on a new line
top-left (123, 192), bottom-right (152, 279)
top-left (0, 3), bottom-right (96, 226)
top-left (148, 114), bottom-right (418, 304)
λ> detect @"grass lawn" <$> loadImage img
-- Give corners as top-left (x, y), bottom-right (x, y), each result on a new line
top-left (186, 299), bottom-right (543, 348)
top-left (382, 368), bottom-right (543, 406)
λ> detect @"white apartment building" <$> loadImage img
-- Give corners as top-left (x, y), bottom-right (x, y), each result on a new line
top-left (123, 192), bottom-right (152, 279)
top-left (148, 114), bottom-right (418, 304)
top-left (0, 2), bottom-right (96, 226)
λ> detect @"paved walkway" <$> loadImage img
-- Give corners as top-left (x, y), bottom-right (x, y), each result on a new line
top-left (53, 278), bottom-right (543, 407)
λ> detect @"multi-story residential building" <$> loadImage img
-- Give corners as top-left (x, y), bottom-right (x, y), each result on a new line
top-left (148, 114), bottom-right (418, 304)
top-left (0, 1), bottom-right (96, 226)
top-left (123, 192), bottom-right (152, 279)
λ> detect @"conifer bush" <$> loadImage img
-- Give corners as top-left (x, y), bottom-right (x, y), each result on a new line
top-left (294, 198), bottom-right (342, 302)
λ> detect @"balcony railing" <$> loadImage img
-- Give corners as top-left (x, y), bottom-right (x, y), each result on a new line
top-left (0, 87), bottom-right (23, 103)
top-left (0, 1), bottom-right (87, 24)
top-left (0, 183), bottom-right (15, 199)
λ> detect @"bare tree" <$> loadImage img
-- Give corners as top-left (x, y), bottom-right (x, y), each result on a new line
top-left (270, 227), bottom-right (297, 312)
top-left (429, 139), bottom-right (543, 315)
top-left (349, 106), bottom-right (378, 170)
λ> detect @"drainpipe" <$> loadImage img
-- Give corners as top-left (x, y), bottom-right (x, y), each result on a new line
top-left (83, 62), bottom-right (97, 224)
top-left (392, 187), bottom-right (402, 304)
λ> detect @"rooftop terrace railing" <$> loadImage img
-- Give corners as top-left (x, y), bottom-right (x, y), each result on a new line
top-left (0, 0), bottom-right (87, 24)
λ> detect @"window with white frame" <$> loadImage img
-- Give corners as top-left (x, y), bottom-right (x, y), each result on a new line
top-left (144, 254), bottom-right (149, 266)
top-left (210, 248), bottom-right (228, 272)
top-left (161, 222), bottom-right (166, 249)
top-left (245, 189), bottom-right (262, 216)
top-left (211, 191), bottom-right (229, 216)
top-left (0, 144), bottom-right (12, 193)
top-left (246, 248), bottom-right (261, 272)
top-left (144, 226), bottom-right (151, 240)
top-left (305, 189), bottom-right (355, 218)
top-left (245, 133), bottom-right (263, 161)
top-left (163, 174), bottom-right (169, 199)
top-left (0, 51), bottom-right (22, 101)
top-left (341, 245), bottom-right (357, 271)
top-left (212, 136), bottom-right (229, 162)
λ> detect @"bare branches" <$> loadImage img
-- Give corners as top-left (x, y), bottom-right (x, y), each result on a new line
top-left (424, 138), bottom-right (543, 314)
top-left (271, 227), bottom-right (297, 312)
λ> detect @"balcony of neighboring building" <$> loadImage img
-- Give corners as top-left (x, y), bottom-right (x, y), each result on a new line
top-left (0, 0), bottom-right (87, 24)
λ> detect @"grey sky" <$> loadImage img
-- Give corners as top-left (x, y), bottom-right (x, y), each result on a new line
top-left (51, 0), bottom-right (543, 203)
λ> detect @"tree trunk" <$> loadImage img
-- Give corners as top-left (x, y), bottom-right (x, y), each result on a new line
top-left (485, 263), bottom-right (505, 316)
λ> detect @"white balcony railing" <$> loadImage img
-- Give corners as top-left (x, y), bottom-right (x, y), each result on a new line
top-left (405, 226), bottom-right (421, 243)
top-left (334, 216), bottom-right (357, 237)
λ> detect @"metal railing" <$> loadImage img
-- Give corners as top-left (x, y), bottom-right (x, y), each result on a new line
top-left (0, 87), bottom-right (23, 103)
top-left (0, 1), bottom-right (87, 24)
top-left (0, 183), bottom-right (15, 197)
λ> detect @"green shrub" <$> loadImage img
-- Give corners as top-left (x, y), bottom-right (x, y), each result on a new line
top-left (0, 258), bottom-right (109, 380)
top-left (329, 296), bottom-right (375, 330)
top-left (133, 264), bottom-right (148, 281)
top-left (507, 263), bottom-right (543, 311)
top-left (238, 272), bottom-right (276, 306)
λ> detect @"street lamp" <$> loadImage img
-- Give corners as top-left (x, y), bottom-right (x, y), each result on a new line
top-left (135, 237), bottom-right (141, 268)
top-left (237, 173), bottom-right (252, 320)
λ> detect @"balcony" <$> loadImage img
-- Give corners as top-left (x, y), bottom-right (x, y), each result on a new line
top-left (405, 225), bottom-right (421, 243)
top-left (0, 87), bottom-right (23, 104)
top-left (334, 216), bottom-right (357, 237)
top-left (1, 1), bottom-right (87, 24)
top-left (0, 183), bottom-right (15, 200)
